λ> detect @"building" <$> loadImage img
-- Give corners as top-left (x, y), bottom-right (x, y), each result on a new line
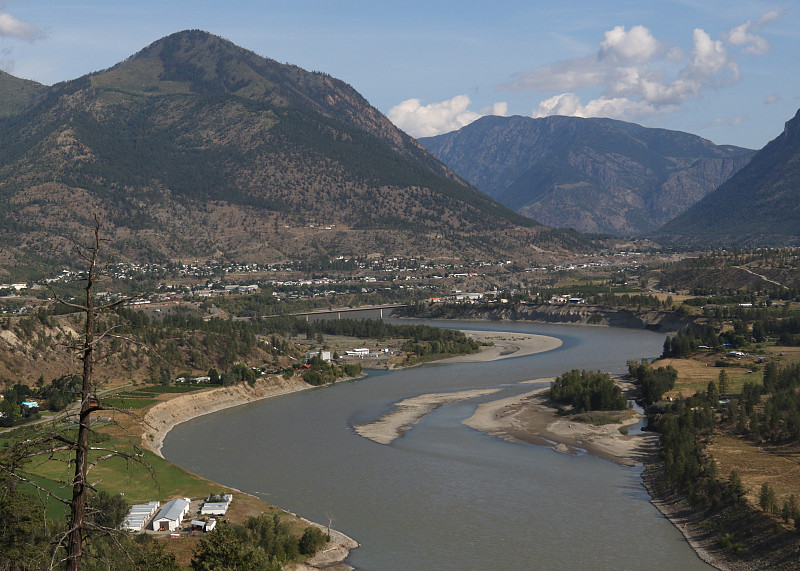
top-left (344, 348), bottom-right (369, 358)
top-left (151, 497), bottom-right (191, 532)
top-left (200, 493), bottom-right (233, 516)
top-left (122, 501), bottom-right (160, 532)
top-left (305, 350), bottom-right (332, 362)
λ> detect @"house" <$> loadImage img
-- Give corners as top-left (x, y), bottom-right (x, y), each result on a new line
top-left (151, 498), bottom-right (191, 532)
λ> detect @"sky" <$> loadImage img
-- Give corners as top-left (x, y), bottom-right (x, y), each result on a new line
top-left (0, 0), bottom-right (797, 150)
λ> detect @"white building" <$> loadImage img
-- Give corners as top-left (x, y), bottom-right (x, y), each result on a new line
top-left (151, 497), bottom-right (191, 532)
top-left (122, 501), bottom-right (160, 532)
top-left (305, 350), bottom-right (332, 362)
top-left (200, 494), bottom-right (233, 516)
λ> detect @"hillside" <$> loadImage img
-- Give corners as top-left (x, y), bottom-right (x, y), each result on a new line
top-left (656, 108), bottom-right (800, 246)
top-left (419, 115), bottom-right (753, 236)
top-left (0, 70), bottom-right (46, 117)
top-left (0, 31), bottom-right (582, 276)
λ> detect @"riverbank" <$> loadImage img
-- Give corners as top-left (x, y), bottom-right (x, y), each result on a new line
top-left (462, 382), bottom-right (658, 466)
top-left (399, 303), bottom-right (696, 332)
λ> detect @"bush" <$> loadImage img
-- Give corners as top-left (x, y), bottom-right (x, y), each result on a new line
top-left (298, 526), bottom-right (327, 556)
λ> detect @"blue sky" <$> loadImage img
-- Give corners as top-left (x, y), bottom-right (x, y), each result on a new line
top-left (0, 0), bottom-right (796, 149)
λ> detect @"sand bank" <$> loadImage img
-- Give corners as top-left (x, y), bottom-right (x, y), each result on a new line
top-left (142, 375), bottom-right (313, 457)
top-left (354, 388), bottom-right (502, 444)
top-left (437, 330), bottom-right (562, 363)
top-left (463, 382), bottom-right (658, 466)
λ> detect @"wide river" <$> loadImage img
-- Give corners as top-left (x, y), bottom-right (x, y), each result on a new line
top-left (164, 320), bottom-right (713, 570)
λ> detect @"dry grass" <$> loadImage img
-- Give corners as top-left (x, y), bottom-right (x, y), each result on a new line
top-left (709, 434), bottom-right (800, 513)
top-left (656, 353), bottom-right (762, 398)
top-left (657, 346), bottom-right (800, 521)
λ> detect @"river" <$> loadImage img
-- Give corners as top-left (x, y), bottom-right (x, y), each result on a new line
top-left (163, 320), bottom-right (712, 570)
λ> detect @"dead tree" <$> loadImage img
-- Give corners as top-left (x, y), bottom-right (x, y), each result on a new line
top-left (48, 219), bottom-right (147, 571)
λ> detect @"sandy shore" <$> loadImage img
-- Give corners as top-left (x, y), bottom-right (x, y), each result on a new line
top-left (353, 388), bottom-right (502, 444)
top-left (142, 375), bottom-right (314, 458)
top-left (463, 382), bottom-right (659, 466)
top-left (437, 330), bottom-right (562, 363)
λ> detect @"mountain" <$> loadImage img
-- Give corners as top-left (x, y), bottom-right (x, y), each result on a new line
top-left (655, 108), bottom-right (800, 246)
top-left (419, 115), bottom-right (754, 236)
top-left (0, 30), bottom-right (579, 274)
top-left (0, 70), bottom-right (46, 117)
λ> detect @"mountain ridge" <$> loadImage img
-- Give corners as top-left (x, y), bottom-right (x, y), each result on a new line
top-left (654, 107), bottom-right (800, 246)
top-left (0, 30), bottom-right (582, 274)
top-left (419, 115), bottom-right (754, 236)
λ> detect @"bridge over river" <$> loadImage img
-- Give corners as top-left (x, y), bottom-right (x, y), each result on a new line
top-left (264, 303), bottom-right (407, 322)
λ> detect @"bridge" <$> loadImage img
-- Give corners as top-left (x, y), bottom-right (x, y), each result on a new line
top-left (264, 303), bottom-right (408, 321)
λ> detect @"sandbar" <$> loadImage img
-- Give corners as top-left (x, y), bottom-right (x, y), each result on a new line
top-left (437, 330), bottom-right (562, 363)
top-left (354, 388), bottom-right (502, 444)
top-left (463, 382), bottom-right (658, 466)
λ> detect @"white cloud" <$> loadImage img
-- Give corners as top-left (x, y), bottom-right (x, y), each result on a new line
top-left (726, 10), bottom-right (782, 55)
top-left (531, 92), bottom-right (670, 121)
top-left (387, 95), bottom-right (508, 138)
top-left (505, 17), bottom-right (774, 123)
top-left (599, 25), bottom-right (660, 64)
top-left (764, 93), bottom-right (780, 105)
top-left (0, 11), bottom-right (42, 41)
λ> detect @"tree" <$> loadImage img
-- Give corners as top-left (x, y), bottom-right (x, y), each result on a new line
top-left (0, 476), bottom-right (49, 571)
top-left (728, 470), bottom-right (746, 501)
top-left (706, 380), bottom-right (719, 406)
top-left (760, 482), bottom-right (777, 514)
top-left (718, 369), bottom-right (729, 398)
top-left (298, 526), bottom-right (327, 556)
top-left (191, 523), bottom-right (273, 571)
top-left (37, 219), bottom-right (150, 570)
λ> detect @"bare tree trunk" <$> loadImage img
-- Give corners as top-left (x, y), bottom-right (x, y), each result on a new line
top-left (65, 224), bottom-right (99, 571)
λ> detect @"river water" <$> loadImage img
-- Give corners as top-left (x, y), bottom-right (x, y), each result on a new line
top-left (164, 320), bottom-right (712, 570)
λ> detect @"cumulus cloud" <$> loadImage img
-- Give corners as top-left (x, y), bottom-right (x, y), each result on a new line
top-left (599, 25), bottom-right (660, 64)
top-left (387, 95), bottom-right (508, 138)
top-left (532, 92), bottom-right (670, 121)
top-left (726, 10), bottom-right (782, 55)
top-left (502, 14), bottom-right (778, 124)
top-left (390, 12), bottom-right (781, 136)
top-left (0, 11), bottom-right (42, 41)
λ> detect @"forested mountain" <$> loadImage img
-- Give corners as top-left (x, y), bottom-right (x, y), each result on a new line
top-left (419, 115), bottom-right (754, 236)
top-left (655, 108), bottom-right (800, 246)
top-left (0, 70), bottom-right (46, 117)
top-left (0, 30), bottom-right (581, 274)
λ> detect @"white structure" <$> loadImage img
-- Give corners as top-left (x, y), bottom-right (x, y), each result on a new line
top-left (454, 292), bottom-right (483, 301)
top-left (200, 493), bottom-right (233, 516)
top-left (191, 518), bottom-right (217, 532)
top-left (152, 498), bottom-right (191, 532)
top-left (122, 501), bottom-right (160, 532)
top-left (305, 350), bottom-right (332, 362)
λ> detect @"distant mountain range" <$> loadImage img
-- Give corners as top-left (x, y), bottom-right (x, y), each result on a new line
top-left (419, 115), bottom-right (754, 236)
top-left (0, 30), bottom-right (585, 275)
top-left (655, 108), bottom-right (800, 246)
